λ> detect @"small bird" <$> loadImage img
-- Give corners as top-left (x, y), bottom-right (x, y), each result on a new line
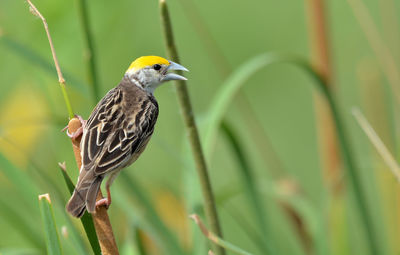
top-left (66, 56), bottom-right (188, 217)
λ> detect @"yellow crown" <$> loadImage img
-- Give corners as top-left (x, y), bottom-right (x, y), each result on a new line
top-left (128, 56), bottom-right (170, 71)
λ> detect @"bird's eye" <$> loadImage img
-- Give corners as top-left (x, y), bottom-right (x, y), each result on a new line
top-left (153, 64), bottom-right (161, 71)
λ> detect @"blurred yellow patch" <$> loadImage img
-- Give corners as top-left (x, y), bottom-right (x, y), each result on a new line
top-left (153, 190), bottom-right (190, 251)
top-left (135, 190), bottom-right (191, 254)
top-left (0, 86), bottom-right (48, 167)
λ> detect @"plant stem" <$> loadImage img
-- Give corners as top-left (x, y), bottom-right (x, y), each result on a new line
top-left (68, 118), bottom-right (119, 255)
top-left (159, 1), bottom-right (225, 254)
top-left (26, 2), bottom-right (118, 253)
top-left (305, 0), bottom-right (341, 193)
top-left (27, 0), bottom-right (74, 119)
top-left (77, 0), bottom-right (100, 102)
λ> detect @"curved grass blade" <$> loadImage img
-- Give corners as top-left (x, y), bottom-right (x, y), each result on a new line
top-left (204, 52), bottom-right (297, 157)
top-left (38, 194), bottom-right (63, 255)
top-left (220, 122), bottom-right (274, 254)
top-left (58, 163), bottom-right (100, 255)
top-left (204, 52), bottom-right (380, 255)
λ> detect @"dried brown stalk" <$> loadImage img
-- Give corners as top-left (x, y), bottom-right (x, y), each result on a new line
top-left (26, 1), bottom-right (118, 254)
top-left (27, 0), bottom-right (73, 119)
top-left (68, 118), bottom-right (119, 255)
top-left (305, 0), bottom-right (342, 193)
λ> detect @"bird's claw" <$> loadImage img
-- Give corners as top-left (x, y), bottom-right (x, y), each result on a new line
top-left (95, 198), bottom-right (111, 210)
top-left (62, 115), bottom-right (86, 139)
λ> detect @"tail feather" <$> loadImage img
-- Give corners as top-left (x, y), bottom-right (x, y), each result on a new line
top-left (86, 176), bottom-right (103, 213)
top-left (66, 170), bottom-right (103, 218)
top-left (66, 189), bottom-right (87, 218)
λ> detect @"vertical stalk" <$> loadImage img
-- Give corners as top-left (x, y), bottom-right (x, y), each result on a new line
top-left (68, 118), bottom-right (119, 255)
top-left (27, 0), bottom-right (74, 119)
top-left (26, 2), bottom-right (118, 254)
top-left (305, 0), bottom-right (341, 192)
top-left (159, 1), bottom-right (225, 255)
top-left (76, 0), bottom-right (100, 102)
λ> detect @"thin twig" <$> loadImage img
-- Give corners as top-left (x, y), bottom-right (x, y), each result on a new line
top-left (27, 0), bottom-right (74, 119)
top-left (352, 108), bottom-right (400, 182)
top-left (190, 214), bottom-right (253, 255)
top-left (159, 1), bottom-right (225, 255)
top-left (26, 2), bottom-right (118, 254)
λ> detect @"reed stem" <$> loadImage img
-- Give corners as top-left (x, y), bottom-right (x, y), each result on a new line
top-left (68, 118), bottom-right (119, 255)
top-left (159, 1), bottom-right (225, 254)
top-left (26, 2), bottom-right (119, 254)
top-left (27, 0), bottom-right (74, 119)
top-left (305, 0), bottom-right (341, 193)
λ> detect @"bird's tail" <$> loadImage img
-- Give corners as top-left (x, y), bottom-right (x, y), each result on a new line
top-left (66, 170), bottom-right (103, 218)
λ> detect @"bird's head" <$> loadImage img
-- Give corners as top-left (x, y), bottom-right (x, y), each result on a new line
top-left (125, 56), bottom-right (188, 93)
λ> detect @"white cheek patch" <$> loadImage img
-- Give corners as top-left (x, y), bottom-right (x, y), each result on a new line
top-left (127, 69), bottom-right (162, 94)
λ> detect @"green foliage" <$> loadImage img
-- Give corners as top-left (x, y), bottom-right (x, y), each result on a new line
top-left (38, 194), bottom-right (63, 255)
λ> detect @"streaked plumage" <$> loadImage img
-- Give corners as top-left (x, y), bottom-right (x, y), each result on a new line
top-left (66, 56), bottom-right (188, 217)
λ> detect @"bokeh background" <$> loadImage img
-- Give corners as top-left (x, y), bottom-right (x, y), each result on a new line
top-left (0, 0), bottom-right (399, 254)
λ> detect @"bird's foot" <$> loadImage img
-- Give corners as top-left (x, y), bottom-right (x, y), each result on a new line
top-left (95, 198), bottom-right (111, 210)
top-left (62, 115), bottom-right (87, 139)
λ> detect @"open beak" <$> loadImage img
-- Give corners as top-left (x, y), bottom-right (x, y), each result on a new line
top-left (162, 61), bottom-right (189, 82)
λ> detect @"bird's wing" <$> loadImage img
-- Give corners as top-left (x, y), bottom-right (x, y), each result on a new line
top-left (80, 87), bottom-right (158, 176)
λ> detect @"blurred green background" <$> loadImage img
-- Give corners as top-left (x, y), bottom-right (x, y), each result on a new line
top-left (0, 0), bottom-right (399, 254)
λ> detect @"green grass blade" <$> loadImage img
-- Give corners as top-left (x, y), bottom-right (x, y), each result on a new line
top-left (204, 52), bottom-right (291, 158)
top-left (38, 194), bottom-right (63, 255)
top-left (205, 52), bottom-right (380, 255)
top-left (220, 122), bottom-right (274, 254)
top-left (59, 163), bottom-right (76, 194)
top-left (58, 163), bottom-right (100, 255)
top-left (119, 172), bottom-right (185, 255)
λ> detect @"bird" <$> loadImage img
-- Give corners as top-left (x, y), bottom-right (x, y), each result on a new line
top-left (66, 56), bottom-right (188, 218)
